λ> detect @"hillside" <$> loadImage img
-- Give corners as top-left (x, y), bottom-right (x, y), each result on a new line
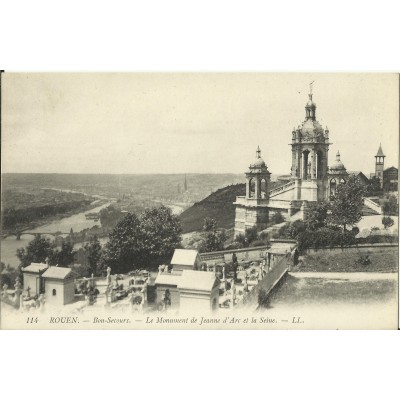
top-left (179, 180), bottom-right (286, 233)
top-left (179, 184), bottom-right (246, 233)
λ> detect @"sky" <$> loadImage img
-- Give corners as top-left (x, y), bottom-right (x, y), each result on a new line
top-left (2, 73), bottom-right (398, 176)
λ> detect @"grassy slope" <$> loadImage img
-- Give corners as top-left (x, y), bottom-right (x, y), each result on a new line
top-left (179, 184), bottom-right (246, 233)
top-left (294, 247), bottom-right (398, 273)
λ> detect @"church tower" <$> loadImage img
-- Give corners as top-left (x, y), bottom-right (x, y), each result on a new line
top-left (234, 147), bottom-right (271, 237)
top-left (375, 144), bottom-right (385, 188)
top-left (290, 86), bottom-right (330, 201)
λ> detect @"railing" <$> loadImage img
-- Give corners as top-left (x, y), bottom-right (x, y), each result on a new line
top-left (239, 254), bottom-right (290, 308)
top-left (234, 197), bottom-right (269, 207)
top-left (363, 197), bottom-right (382, 214)
top-left (269, 180), bottom-right (295, 197)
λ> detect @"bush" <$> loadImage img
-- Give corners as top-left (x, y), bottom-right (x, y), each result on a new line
top-left (270, 212), bottom-right (285, 225)
top-left (382, 216), bottom-right (394, 229)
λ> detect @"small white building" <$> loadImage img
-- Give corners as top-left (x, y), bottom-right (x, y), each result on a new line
top-left (178, 270), bottom-right (220, 313)
top-left (41, 267), bottom-right (75, 306)
top-left (170, 249), bottom-right (201, 271)
top-left (154, 269), bottom-right (220, 312)
top-left (22, 263), bottom-right (49, 296)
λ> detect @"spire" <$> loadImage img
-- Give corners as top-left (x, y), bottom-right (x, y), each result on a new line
top-left (375, 143), bottom-right (385, 157)
top-left (305, 82), bottom-right (316, 120)
top-left (336, 150), bottom-right (340, 161)
top-left (256, 145), bottom-right (261, 159)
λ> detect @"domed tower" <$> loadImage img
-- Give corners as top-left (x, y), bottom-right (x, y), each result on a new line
top-left (234, 146), bottom-right (271, 237)
top-left (245, 146), bottom-right (271, 199)
top-left (290, 86), bottom-right (331, 201)
top-left (328, 150), bottom-right (348, 197)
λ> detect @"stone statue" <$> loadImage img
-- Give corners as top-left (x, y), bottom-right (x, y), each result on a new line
top-left (141, 281), bottom-right (147, 303)
top-left (230, 279), bottom-right (236, 308)
top-left (14, 278), bottom-right (22, 292)
top-left (38, 293), bottom-right (46, 311)
top-left (243, 273), bottom-right (248, 293)
top-left (2, 284), bottom-right (8, 298)
top-left (163, 289), bottom-right (171, 310)
top-left (106, 267), bottom-right (111, 284)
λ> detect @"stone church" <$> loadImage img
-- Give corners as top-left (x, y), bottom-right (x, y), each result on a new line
top-left (234, 90), bottom-right (349, 237)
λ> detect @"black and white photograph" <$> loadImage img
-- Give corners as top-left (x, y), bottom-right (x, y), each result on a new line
top-left (1, 73), bottom-right (398, 329)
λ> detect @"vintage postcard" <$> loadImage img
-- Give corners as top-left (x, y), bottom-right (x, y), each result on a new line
top-left (1, 72), bottom-right (398, 330)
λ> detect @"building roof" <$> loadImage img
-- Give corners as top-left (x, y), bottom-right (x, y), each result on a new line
top-left (42, 266), bottom-right (73, 280)
top-left (178, 270), bottom-right (219, 292)
top-left (384, 166), bottom-right (398, 173)
top-left (348, 171), bottom-right (369, 182)
top-left (154, 271), bottom-right (183, 286)
top-left (170, 249), bottom-right (199, 266)
top-left (376, 144), bottom-right (385, 157)
top-left (23, 263), bottom-right (49, 274)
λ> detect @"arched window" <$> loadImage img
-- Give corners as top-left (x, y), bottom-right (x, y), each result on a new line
top-left (248, 178), bottom-right (255, 198)
top-left (52, 289), bottom-right (56, 296)
top-left (260, 178), bottom-right (268, 198)
top-left (330, 179), bottom-right (337, 197)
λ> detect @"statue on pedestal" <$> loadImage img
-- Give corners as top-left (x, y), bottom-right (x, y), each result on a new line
top-left (38, 293), bottom-right (46, 311)
top-left (243, 273), bottom-right (248, 293)
top-left (106, 267), bottom-right (111, 285)
top-left (230, 279), bottom-right (236, 308)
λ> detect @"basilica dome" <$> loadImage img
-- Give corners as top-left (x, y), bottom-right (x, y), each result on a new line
top-left (300, 118), bottom-right (324, 137)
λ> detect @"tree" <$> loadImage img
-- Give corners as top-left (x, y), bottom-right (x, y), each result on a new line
top-left (245, 226), bottom-right (258, 245)
top-left (366, 176), bottom-right (382, 196)
top-left (382, 195), bottom-right (398, 216)
top-left (51, 240), bottom-right (76, 266)
top-left (84, 236), bottom-right (102, 276)
top-left (329, 175), bottom-right (366, 232)
top-left (100, 206), bottom-right (182, 273)
top-left (305, 201), bottom-right (330, 231)
top-left (16, 235), bottom-right (55, 268)
top-left (198, 218), bottom-right (227, 253)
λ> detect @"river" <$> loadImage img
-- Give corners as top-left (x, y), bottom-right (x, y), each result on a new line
top-left (1, 201), bottom-right (113, 269)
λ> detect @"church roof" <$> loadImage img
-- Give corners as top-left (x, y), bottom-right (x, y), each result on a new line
top-left (42, 266), bottom-right (73, 280)
top-left (23, 263), bottom-right (49, 274)
top-left (376, 144), bottom-right (385, 157)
